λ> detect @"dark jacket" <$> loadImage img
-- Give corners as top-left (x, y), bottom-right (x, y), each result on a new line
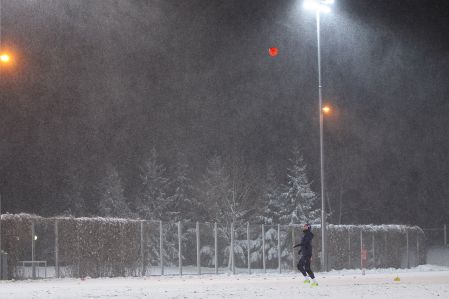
top-left (293, 229), bottom-right (314, 257)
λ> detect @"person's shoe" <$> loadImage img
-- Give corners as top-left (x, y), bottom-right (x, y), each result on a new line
top-left (310, 279), bottom-right (318, 287)
top-left (303, 278), bottom-right (311, 284)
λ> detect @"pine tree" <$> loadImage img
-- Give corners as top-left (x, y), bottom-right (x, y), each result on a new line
top-left (260, 164), bottom-right (284, 225)
top-left (281, 147), bottom-right (320, 224)
top-left (167, 152), bottom-right (199, 222)
top-left (97, 164), bottom-right (132, 218)
top-left (61, 164), bottom-right (86, 216)
top-left (137, 147), bottom-right (170, 220)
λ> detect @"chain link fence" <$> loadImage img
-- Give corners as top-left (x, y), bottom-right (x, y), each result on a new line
top-left (422, 225), bottom-right (448, 266)
top-left (423, 225), bottom-right (448, 248)
top-left (0, 214), bottom-right (430, 279)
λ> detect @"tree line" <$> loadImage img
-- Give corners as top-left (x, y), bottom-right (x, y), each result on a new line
top-left (80, 147), bottom-right (321, 226)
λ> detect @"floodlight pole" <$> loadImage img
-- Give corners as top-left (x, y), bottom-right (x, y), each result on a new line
top-left (0, 194), bottom-right (2, 279)
top-left (315, 8), bottom-right (328, 272)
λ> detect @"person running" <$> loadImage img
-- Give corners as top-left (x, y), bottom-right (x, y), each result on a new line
top-left (293, 223), bottom-right (318, 287)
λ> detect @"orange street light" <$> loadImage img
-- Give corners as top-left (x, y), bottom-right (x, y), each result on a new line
top-left (0, 53), bottom-right (11, 63)
top-left (322, 105), bottom-right (331, 114)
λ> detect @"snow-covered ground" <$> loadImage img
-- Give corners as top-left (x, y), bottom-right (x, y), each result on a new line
top-left (1, 265), bottom-right (449, 299)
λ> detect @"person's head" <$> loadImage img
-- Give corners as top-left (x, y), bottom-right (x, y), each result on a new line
top-left (302, 223), bottom-right (311, 232)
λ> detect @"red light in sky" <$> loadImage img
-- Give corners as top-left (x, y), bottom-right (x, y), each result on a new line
top-left (268, 47), bottom-right (278, 57)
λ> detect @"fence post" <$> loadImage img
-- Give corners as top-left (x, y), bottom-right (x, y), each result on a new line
top-left (444, 224), bottom-right (447, 247)
top-left (416, 231), bottom-right (420, 266)
top-left (360, 230), bottom-right (363, 272)
top-left (214, 222), bottom-right (218, 274)
top-left (196, 222), bottom-right (201, 275)
top-left (406, 230), bottom-right (410, 269)
top-left (384, 233), bottom-right (388, 267)
top-left (160, 221), bottom-right (164, 276)
top-left (76, 222), bottom-right (80, 278)
top-left (140, 221), bottom-right (144, 276)
top-left (262, 224), bottom-right (266, 273)
top-left (55, 220), bottom-right (59, 278)
top-left (231, 222), bottom-right (235, 274)
top-left (292, 226), bottom-right (295, 271)
top-left (372, 234), bottom-right (375, 269)
top-left (348, 229), bottom-right (351, 269)
top-left (277, 224), bottom-right (281, 274)
top-left (178, 221), bottom-right (182, 276)
top-left (32, 222), bottom-right (36, 279)
top-left (247, 222), bottom-right (250, 274)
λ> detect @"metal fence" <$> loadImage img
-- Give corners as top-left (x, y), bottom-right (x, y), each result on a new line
top-left (0, 214), bottom-right (429, 279)
top-left (422, 225), bottom-right (449, 267)
top-left (423, 225), bottom-right (448, 248)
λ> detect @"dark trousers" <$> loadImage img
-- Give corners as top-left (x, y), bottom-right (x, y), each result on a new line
top-left (297, 255), bottom-right (315, 279)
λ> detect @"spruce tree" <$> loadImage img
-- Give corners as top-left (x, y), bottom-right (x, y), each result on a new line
top-left (282, 147), bottom-right (320, 224)
top-left (260, 164), bottom-right (284, 224)
top-left (137, 147), bottom-right (170, 220)
top-left (97, 164), bottom-right (132, 218)
top-left (167, 152), bottom-right (199, 221)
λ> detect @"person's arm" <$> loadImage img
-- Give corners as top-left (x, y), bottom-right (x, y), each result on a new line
top-left (293, 243), bottom-right (302, 255)
top-left (298, 234), bottom-right (312, 246)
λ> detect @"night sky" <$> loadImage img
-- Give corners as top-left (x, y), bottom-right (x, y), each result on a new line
top-left (0, 0), bottom-right (448, 227)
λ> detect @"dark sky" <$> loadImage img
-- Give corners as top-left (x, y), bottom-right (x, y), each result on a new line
top-left (0, 0), bottom-right (448, 226)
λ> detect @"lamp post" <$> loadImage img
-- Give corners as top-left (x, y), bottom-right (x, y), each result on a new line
top-left (0, 194), bottom-right (2, 279)
top-left (0, 0), bottom-right (15, 276)
top-left (0, 0), bottom-right (9, 68)
top-left (303, 0), bottom-right (334, 271)
top-left (0, 0), bottom-right (3, 278)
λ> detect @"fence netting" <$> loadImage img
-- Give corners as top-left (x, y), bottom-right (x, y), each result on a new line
top-left (0, 214), bottom-right (429, 279)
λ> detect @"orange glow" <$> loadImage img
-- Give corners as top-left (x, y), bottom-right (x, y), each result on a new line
top-left (0, 53), bottom-right (11, 63)
top-left (322, 105), bottom-right (331, 114)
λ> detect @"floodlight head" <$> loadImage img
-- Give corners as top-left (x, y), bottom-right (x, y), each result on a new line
top-left (303, 0), bottom-right (333, 14)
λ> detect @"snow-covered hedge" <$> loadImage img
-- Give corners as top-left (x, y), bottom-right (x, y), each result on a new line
top-left (1, 214), bottom-right (142, 278)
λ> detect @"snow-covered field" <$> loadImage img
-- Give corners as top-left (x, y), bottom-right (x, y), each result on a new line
top-left (1, 265), bottom-right (449, 299)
